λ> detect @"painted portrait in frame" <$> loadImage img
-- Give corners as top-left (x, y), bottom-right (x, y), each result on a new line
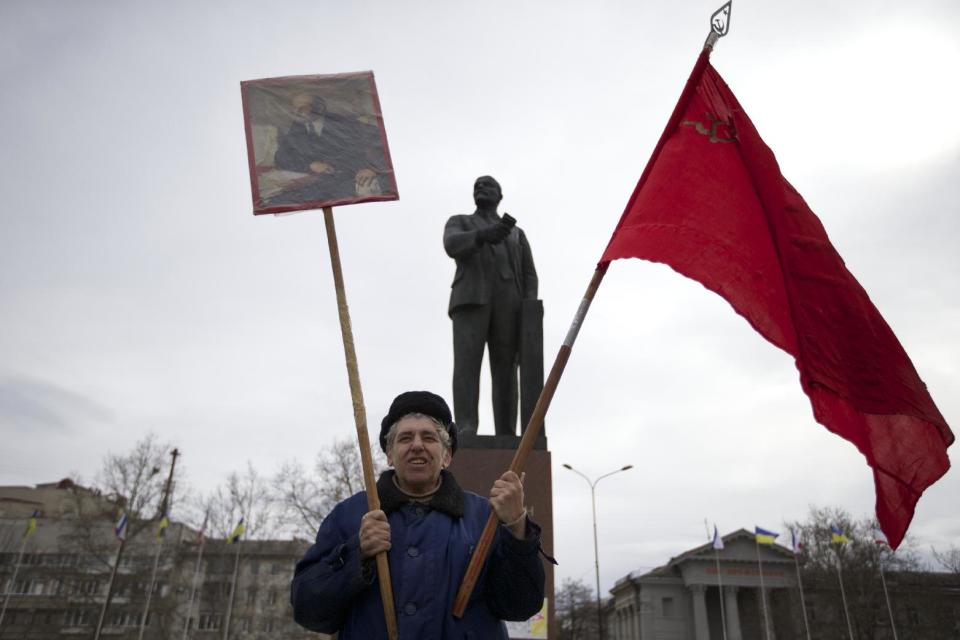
top-left (241, 71), bottom-right (398, 214)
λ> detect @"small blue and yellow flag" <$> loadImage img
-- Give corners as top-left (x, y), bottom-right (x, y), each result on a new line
top-left (24, 510), bottom-right (40, 539)
top-left (228, 517), bottom-right (246, 544)
top-left (156, 516), bottom-right (170, 542)
top-left (831, 525), bottom-right (850, 544)
top-left (755, 526), bottom-right (778, 545)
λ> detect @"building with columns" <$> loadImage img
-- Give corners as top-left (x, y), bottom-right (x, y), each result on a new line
top-left (607, 528), bottom-right (802, 640)
top-left (605, 528), bottom-right (960, 640)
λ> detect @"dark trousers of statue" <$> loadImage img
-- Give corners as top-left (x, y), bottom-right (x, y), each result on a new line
top-left (451, 278), bottom-right (521, 435)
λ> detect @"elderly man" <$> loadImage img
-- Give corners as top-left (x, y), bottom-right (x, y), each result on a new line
top-left (272, 92), bottom-right (383, 203)
top-left (290, 391), bottom-right (547, 638)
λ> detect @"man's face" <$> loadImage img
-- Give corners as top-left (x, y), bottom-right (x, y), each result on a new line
top-left (387, 415), bottom-right (451, 494)
top-left (292, 93), bottom-right (324, 122)
top-left (473, 176), bottom-right (502, 208)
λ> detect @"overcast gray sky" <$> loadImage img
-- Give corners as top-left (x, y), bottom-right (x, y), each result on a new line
top-left (1, 0), bottom-right (957, 594)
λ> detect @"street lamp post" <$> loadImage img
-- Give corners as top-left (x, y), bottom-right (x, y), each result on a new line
top-left (562, 463), bottom-right (633, 640)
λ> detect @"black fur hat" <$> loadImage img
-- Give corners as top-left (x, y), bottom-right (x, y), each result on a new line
top-left (379, 391), bottom-right (457, 454)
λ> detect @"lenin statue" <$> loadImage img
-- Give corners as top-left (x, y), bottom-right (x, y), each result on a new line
top-left (444, 176), bottom-right (541, 436)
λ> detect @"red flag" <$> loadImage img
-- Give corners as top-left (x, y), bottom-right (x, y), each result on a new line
top-left (601, 49), bottom-right (952, 549)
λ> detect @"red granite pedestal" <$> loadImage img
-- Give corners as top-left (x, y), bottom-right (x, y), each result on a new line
top-left (448, 434), bottom-right (555, 639)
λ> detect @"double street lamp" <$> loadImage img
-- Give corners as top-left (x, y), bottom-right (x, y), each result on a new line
top-left (562, 463), bottom-right (633, 640)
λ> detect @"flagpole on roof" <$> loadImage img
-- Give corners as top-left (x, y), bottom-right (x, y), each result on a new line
top-left (181, 510), bottom-right (209, 640)
top-left (711, 526), bottom-right (728, 640)
top-left (755, 533), bottom-right (772, 640)
top-left (832, 532), bottom-right (855, 640)
top-left (790, 529), bottom-right (812, 640)
top-left (451, 3), bottom-right (734, 618)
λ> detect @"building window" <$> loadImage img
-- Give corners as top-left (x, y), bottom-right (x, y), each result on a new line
top-left (662, 597), bottom-right (675, 618)
top-left (263, 618), bottom-right (276, 632)
top-left (198, 613), bottom-right (222, 631)
top-left (271, 562), bottom-right (283, 575)
top-left (10, 579), bottom-right (42, 595)
top-left (78, 580), bottom-right (100, 596)
top-left (64, 609), bottom-right (92, 626)
top-left (246, 588), bottom-right (257, 604)
top-left (239, 617), bottom-right (252, 632)
top-left (267, 589), bottom-right (278, 605)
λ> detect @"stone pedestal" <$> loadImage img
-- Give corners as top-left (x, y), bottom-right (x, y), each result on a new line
top-left (448, 434), bottom-right (555, 638)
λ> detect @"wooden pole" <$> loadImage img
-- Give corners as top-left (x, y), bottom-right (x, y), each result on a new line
top-left (322, 206), bottom-right (398, 639)
top-left (452, 266), bottom-right (607, 617)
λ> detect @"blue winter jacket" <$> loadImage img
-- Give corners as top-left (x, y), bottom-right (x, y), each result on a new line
top-left (291, 470), bottom-right (546, 639)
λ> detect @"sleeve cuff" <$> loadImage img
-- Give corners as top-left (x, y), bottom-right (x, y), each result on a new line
top-left (330, 533), bottom-right (376, 591)
top-left (500, 518), bottom-right (542, 555)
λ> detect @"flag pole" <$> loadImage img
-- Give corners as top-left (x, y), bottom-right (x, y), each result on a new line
top-left (713, 545), bottom-right (727, 640)
top-left (221, 537), bottom-right (243, 640)
top-left (834, 549), bottom-right (855, 640)
top-left (704, 521), bottom-right (727, 640)
top-left (791, 539), bottom-right (811, 640)
top-left (0, 531), bottom-right (29, 628)
top-left (138, 540), bottom-right (163, 639)
top-left (755, 537), bottom-right (772, 640)
top-left (139, 448), bottom-right (178, 640)
top-left (321, 206), bottom-right (398, 639)
top-left (452, 4), bottom-right (732, 617)
top-left (181, 518), bottom-right (207, 640)
top-left (94, 537), bottom-right (126, 640)
top-left (878, 554), bottom-right (898, 640)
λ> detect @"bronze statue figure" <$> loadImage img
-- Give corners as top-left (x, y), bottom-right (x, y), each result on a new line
top-left (444, 176), bottom-right (541, 436)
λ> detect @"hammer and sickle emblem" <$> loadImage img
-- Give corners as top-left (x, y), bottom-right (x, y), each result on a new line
top-left (681, 112), bottom-right (736, 143)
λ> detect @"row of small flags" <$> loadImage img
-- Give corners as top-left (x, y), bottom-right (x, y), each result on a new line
top-left (25, 510), bottom-right (241, 544)
top-left (744, 525), bottom-right (890, 550)
top-left (61, 511), bottom-right (242, 544)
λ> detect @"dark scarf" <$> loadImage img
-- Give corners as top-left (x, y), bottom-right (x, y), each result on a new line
top-left (376, 469), bottom-right (465, 519)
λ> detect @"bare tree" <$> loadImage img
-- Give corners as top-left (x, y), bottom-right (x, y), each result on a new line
top-left (204, 461), bottom-right (276, 540)
top-left (931, 544), bottom-right (960, 573)
top-left (786, 505), bottom-right (921, 575)
top-left (555, 578), bottom-right (598, 640)
top-left (273, 437), bottom-right (386, 537)
top-left (97, 433), bottom-right (173, 521)
top-left (62, 434), bottom-right (177, 570)
top-left (52, 435), bottom-right (182, 638)
top-left (785, 505), bottom-right (923, 640)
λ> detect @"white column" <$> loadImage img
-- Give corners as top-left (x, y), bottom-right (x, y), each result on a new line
top-left (724, 586), bottom-right (742, 640)
top-left (692, 585), bottom-right (710, 640)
